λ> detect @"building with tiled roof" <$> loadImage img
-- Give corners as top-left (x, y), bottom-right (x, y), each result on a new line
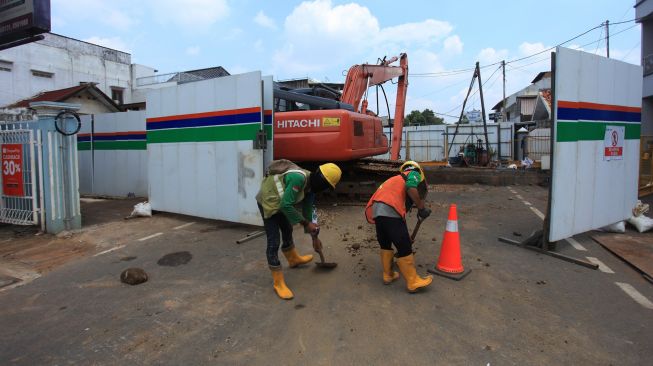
top-left (5, 83), bottom-right (121, 114)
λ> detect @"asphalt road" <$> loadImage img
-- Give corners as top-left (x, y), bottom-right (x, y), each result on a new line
top-left (0, 185), bottom-right (651, 365)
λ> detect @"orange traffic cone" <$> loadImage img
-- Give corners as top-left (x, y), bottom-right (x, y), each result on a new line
top-left (428, 204), bottom-right (471, 281)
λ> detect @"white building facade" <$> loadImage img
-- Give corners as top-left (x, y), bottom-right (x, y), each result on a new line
top-left (0, 33), bottom-right (156, 107)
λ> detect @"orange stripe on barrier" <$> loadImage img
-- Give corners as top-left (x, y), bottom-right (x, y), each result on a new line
top-left (147, 106), bottom-right (262, 123)
top-left (558, 100), bottom-right (640, 113)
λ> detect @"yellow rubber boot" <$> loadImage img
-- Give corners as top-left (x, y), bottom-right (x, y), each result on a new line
top-left (380, 249), bottom-right (400, 284)
top-left (271, 269), bottom-right (294, 300)
top-left (396, 254), bottom-right (432, 293)
top-left (283, 247), bottom-right (313, 268)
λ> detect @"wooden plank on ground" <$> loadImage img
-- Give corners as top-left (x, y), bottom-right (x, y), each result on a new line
top-left (592, 233), bottom-right (653, 278)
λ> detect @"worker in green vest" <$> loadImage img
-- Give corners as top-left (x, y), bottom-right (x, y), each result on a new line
top-left (256, 161), bottom-right (342, 300)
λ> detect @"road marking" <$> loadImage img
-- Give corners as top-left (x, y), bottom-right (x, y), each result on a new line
top-left (586, 257), bottom-right (614, 273)
top-left (615, 282), bottom-right (653, 310)
top-left (529, 206), bottom-right (545, 220)
top-left (173, 222), bottom-right (195, 230)
top-left (138, 232), bottom-right (163, 242)
top-left (522, 201), bottom-right (532, 206)
top-left (94, 245), bottom-right (126, 257)
top-left (565, 237), bottom-right (587, 251)
top-left (515, 194), bottom-right (524, 200)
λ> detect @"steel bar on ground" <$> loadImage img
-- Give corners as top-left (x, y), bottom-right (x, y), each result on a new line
top-left (236, 231), bottom-right (265, 244)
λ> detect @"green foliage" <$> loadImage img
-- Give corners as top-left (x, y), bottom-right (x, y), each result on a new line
top-left (405, 109), bottom-right (445, 126)
top-left (458, 115), bottom-right (470, 124)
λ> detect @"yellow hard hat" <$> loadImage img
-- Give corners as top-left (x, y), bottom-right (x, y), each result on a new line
top-left (400, 160), bottom-right (425, 182)
top-left (319, 163), bottom-right (342, 189)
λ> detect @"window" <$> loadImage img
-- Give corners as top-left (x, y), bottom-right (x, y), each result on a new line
top-left (111, 87), bottom-right (124, 105)
top-left (353, 120), bottom-right (364, 136)
top-left (0, 60), bottom-right (12, 72)
top-left (31, 69), bottom-right (53, 78)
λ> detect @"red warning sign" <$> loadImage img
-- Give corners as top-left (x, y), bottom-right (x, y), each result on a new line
top-left (2, 144), bottom-right (24, 196)
top-left (604, 126), bottom-right (624, 161)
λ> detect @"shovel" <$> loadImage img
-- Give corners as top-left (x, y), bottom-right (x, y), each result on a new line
top-left (312, 234), bottom-right (337, 269)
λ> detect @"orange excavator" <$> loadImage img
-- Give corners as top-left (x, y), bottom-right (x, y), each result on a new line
top-left (273, 53), bottom-right (408, 161)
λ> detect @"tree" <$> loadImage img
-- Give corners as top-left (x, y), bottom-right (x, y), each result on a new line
top-left (405, 109), bottom-right (444, 126)
top-left (405, 110), bottom-right (425, 126)
top-left (422, 109), bottom-right (444, 125)
top-left (458, 115), bottom-right (470, 124)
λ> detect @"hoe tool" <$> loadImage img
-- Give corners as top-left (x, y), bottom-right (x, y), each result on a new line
top-left (411, 217), bottom-right (424, 243)
top-left (311, 234), bottom-right (337, 269)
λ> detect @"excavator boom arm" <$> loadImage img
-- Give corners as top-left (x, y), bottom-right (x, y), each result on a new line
top-left (340, 53), bottom-right (408, 161)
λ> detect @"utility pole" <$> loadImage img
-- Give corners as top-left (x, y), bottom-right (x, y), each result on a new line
top-left (606, 19), bottom-right (610, 58)
top-left (476, 61), bottom-right (490, 157)
top-left (502, 60), bottom-right (506, 122)
top-left (446, 67), bottom-right (478, 158)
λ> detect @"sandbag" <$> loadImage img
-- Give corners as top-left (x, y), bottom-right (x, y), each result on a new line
top-left (131, 201), bottom-right (152, 217)
top-left (627, 215), bottom-right (653, 233)
top-left (597, 221), bottom-right (626, 233)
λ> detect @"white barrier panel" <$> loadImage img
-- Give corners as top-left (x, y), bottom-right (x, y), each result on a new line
top-left (93, 111), bottom-right (147, 197)
top-left (77, 111), bottom-right (147, 197)
top-left (263, 75), bottom-right (274, 168)
top-left (77, 115), bottom-right (93, 194)
top-left (549, 47), bottom-right (642, 242)
top-left (147, 72), bottom-right (269, 226)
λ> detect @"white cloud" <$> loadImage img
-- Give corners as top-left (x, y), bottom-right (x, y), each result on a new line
top-left (443, 35), bottom-right (463, 55)
top-left (186, 46), bottom-right (201, 56)
top-left (254, 11), bottom-right (277, 30)
top-left (223, 28), bottom-right (243, 41)
top-left (148, 0), bottom-right (229, 30)
top-left (273, 0), bottom-right (457, 78)
top-left (477, 47), bottom-right (508, 64)
top-left (378, 19), bottom-right (452, 45)
top-left (519, 42), bottom-right (549, 56)
top-left (83, 36), bottom-right (130, 53)
top-left (52, 0), bottom-right (136, 30)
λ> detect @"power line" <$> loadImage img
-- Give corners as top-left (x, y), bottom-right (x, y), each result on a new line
top-left (594, 26), bottom-right (604, 54)
top-left (507, 55), bottom-right (551, 70)
top-left (411, 18), bottom-right (637, 75)
top-left (622, 41), bottom-right (641, 61)
top-left (441, 64), bottom-right (502, 116)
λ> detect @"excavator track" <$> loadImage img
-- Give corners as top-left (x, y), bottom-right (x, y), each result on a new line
top-left (299, 158), bottom-right (405, 203)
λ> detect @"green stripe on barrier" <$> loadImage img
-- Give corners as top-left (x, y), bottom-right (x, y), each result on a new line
top-left (94, 141), bottom-right (147, 150)
top-left (556, 121), bottom-right (640, 142)
top-left (77, 141), bottom-right (146, 150)
top-left (265, 125), bottom-right (273, 140)
top-left (147, 123), bottom-right (263, 144)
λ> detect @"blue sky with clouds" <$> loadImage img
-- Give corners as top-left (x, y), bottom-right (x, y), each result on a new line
top-left (51, 0), bottom-right (640, 121)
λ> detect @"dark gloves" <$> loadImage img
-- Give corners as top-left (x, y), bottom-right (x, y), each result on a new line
top-left (417, 208), bottom-right (432, 220)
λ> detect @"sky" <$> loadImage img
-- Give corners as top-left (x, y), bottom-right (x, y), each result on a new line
top-left (51, 0), bottom-right (641, 122)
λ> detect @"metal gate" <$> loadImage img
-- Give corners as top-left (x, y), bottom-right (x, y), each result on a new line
top-left (0, 123), bottom-right (42, 226)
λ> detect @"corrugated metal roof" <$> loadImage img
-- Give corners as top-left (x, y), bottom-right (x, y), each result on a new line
top-left (184, 66), bottom-right (230, 79)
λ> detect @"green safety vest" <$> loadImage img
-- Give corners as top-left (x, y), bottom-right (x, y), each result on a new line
top-left (256, 169), bottom-right (311, 219)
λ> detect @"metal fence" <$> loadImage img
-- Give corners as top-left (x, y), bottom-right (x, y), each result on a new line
top-left (640, 135), bottom-right (653, 197)
top-left (0, 120), bottom-right (41, 226)
top-left (136, 72), bottom-right (205, 87)
top-left (526, 128), bottom-right (551, 161)
top-left (376, 123), bottom-right (515, 162)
